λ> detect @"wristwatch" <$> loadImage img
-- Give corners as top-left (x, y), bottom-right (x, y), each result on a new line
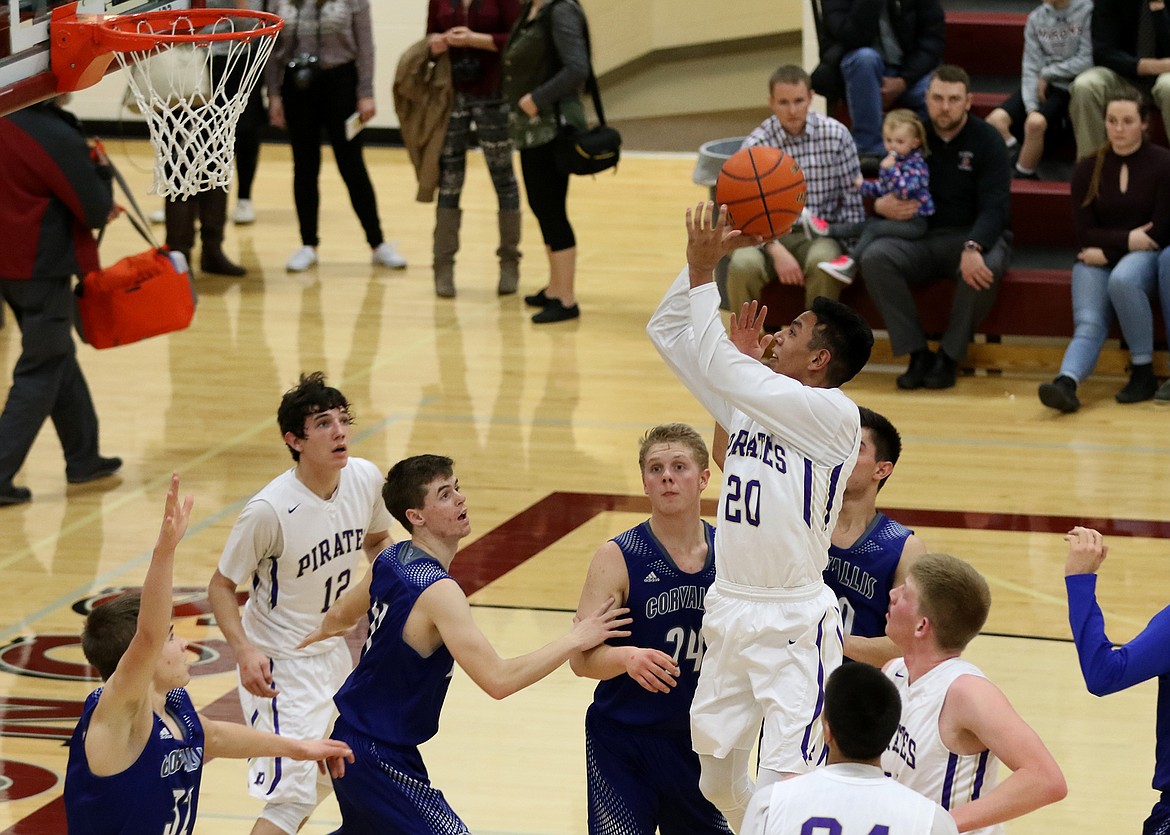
top-left (963, 240), bottom-right (983, 253)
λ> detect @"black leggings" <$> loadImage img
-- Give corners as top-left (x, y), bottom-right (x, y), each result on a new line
top-left (520, 141), bottom-right (574, 251)
top-left (212, 51), bottom-right (264, 201)
top-left (282, 62), bottom-right (383, 248)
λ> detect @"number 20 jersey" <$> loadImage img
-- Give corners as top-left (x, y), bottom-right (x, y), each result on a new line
top-left (591, 520), bottom-right (717, 732)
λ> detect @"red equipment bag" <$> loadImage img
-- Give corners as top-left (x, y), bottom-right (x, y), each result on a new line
top-left (75, 150), bottom-right (197, 349)
top-left (75, 247), bottom-right (195, 349)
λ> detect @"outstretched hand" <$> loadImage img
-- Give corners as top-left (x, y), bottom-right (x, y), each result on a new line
top-left (685, 202), bottom-right (761, 286)
top-left (156, 473), bottom-right (194, 555)
top-left (571, 597), bottom-right (632, 652)
top-left (292, 738), bottom-right (355, 779)
top-left (729, 301), bottom-right (776, 362)
top-left (1064, 526), bottom-right (1108, 576)
top-left (295, 622), bottom-right (351, 651)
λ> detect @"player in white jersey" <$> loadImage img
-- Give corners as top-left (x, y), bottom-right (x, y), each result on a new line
top-left (208, 373), bottom-right (392, 835)
top-left (646, 202), bottom-right (875, 830)
top-left (882, 553), bottom-right (1066, 834)
top-left (743, 662), bottom-right (957, 835)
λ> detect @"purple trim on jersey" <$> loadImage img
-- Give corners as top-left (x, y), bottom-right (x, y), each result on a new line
top-left (800, 613), bottom-right (829, 765)
top-left (822, 462), bottom-right (843, 527)
top-left (942, 752), bottom-right (959, 809)
top-left (268, 558), bottom-right (279, 609)
top-left (802, 458), bottom-right (813, 528)
top-left (972, 749), bottom-right (990, 799)
top-left (266, 660), bottom-right (282, 796)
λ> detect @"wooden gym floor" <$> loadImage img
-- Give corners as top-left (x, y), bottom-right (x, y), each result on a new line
top-left (0, 142), bottom-right (1166, 833)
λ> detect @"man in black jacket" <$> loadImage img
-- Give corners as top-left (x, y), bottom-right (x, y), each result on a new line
top-left (0, 97), bottom-right (121, 505)
top-left (858, 65), bottom-right (1012, 391)
top-left (816, 0), bottom-right (946, 165)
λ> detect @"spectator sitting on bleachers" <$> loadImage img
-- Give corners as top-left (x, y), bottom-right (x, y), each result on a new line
top-left (1068, 0), bottom-right (1170, 160)
top-left (986, 0), bottom-right (1093, 178)
top-left (816, 0), bottom-right (945, 173)
top-left (859, 64), bottom-right (1012, 391)
top-left (725, 65), bottom-right (865, 312)
top-left (1038, 89), bottom-right (1170, 413)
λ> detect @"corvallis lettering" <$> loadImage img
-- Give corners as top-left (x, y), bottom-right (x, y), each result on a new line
top-left (645, 585), bottom-right (706, 618)
top-left (825, 556), bottom-right (877, 599)
top-left (160, 746), bottom-right (203, 778)
top-left (297, 529), bottom-right (365, 577)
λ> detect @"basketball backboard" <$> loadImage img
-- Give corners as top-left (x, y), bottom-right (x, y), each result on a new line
top-left (0, 0), bottom-right (198, 117)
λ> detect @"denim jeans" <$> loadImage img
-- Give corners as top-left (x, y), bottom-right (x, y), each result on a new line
top-left (1059, 252), bottom-right (1159, 381)
top-left (840, 48), bottom-right (933, 156)
top-left (1110, 247), bottom-right (1170, 364)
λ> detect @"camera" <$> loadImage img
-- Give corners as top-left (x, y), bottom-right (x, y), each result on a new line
top-left (287, 53), bottom-right (321, 92)
top-left (450, 52), bottom-right (482, 84)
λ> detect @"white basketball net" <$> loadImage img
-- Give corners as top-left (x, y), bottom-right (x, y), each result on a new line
top-left (115, 14), bottom-right (278, 199)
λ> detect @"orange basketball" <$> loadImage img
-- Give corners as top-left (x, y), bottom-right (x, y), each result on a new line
top-left (715, 146), bottom-right (806, 238)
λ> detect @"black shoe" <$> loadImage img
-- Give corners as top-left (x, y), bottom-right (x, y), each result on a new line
top-left (531, 300), bottom-right (580, 324)
top-left (200, 248), bottom-right (247, 277)
top-left (1038, 375), bottom-right (1080, 413)
top-left (858, 154), bottom-right (883, 179)
top-left (923, 352), bottom-right (958, 389)
top-left (524, 287), bottom-right (552, 308)
top-left (0, 484), bottom-right (31, 506)
top-left (896, 349), bottom-right (935, 390)
top-left (67, 456), bottom-right (123, 484)
top-left (1116, 363), bottom-right (1157, 403)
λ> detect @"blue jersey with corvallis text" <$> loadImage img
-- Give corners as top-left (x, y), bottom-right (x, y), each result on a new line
top-left (65, 687), bottom-right (204, 835)
top-left (592, 520), bottom-right (717, 732)
top-left (825, 513), bottom-right (909, 643)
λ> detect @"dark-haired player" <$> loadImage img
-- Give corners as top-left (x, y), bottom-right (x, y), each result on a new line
top-left (742, 663), bottom-right (957, 835)
top-left (298, 454), bottom-right (632, 833)
top-left (207, 372), bottom-right (391, 835)
top-left (646, 202), bottom-right (874, 830)
top-left (65, 475), bottom-right (353, 835)
top-left (571, 423), bottom-right (731, 835)
top-left (826, 406), bottom-right (926, 665)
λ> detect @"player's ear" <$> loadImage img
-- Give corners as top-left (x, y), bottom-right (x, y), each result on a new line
top-left (874, 460), bottom-right (893, 483)
top-left (809, 347), bottom-right (831, 372)
top-left (699, 468), bottom-right (710, 491)
top-left (283, 431), bottom-right (304, 454)
top-left (405, 507), bottom-right (426, 529)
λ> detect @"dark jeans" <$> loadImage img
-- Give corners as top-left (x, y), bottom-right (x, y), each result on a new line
top-left (282, 61), bottom-right (383, 248)
top-left (0, 276), bottom-right (101, 486)
top-left (520, 140), bottom-right (574, 251)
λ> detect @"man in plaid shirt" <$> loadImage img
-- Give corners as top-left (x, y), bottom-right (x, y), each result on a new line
top-left (725, 65), bottom-right (866, 311)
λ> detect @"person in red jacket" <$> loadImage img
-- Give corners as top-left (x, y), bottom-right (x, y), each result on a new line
top-left (0, 96), bottom-right (122, 506)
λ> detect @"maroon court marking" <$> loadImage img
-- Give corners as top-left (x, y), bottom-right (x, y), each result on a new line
top-left (5, 492), bottom-right (1167, 832)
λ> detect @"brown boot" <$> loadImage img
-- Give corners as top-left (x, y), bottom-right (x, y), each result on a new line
top-left (197, 188), bottom-right (245, 276)
top-left (497, 209), bottom-right (522, 295)
top-left (201, 246), bottom-right (247, 276)
top-left (433, 207), bottom-right (461, 298)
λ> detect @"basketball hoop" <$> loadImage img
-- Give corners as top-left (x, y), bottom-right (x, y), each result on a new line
top-left (52, 5), bottom-right (283, 198)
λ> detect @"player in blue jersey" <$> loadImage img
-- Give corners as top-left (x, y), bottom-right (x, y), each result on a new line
top-left (1064, 526), bottom-right (1170, 835)
top-left (826, 406), bottom-right (926, 665)
top-left (297, 454), bottom-right (632, 834)
top-left (570, 423), bottom-right (731, 835)
top-left (65, 475), bottom-right (353, 835)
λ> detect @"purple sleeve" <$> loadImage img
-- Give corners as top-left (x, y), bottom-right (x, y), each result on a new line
top-left (1066, 573), bottom-right (1170, 696)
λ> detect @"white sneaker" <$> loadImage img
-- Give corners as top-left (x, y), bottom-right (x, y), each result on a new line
top-left (233, 199), bottom-right (255, 225)
top-left (148, 207), bottom-right (166, 225)
top-left (371, 242), bottom-right (407, 269)
top-left (286, 246), bottom-right (318, 272)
